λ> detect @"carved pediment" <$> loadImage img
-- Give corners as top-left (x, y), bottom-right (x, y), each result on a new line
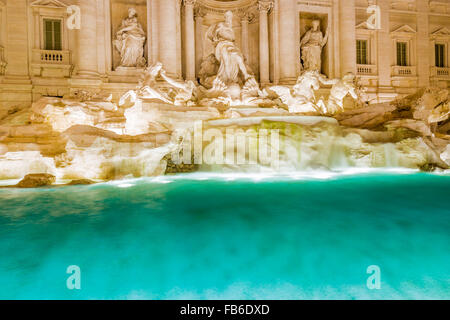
top-left (391, 25), bottom-right (416, 35)
top-left (431, 27), bottom-right (450, 39)
top-left (30, 0), bottom-right (68, 8)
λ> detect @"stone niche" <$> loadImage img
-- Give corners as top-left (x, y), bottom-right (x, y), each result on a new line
top-left (110, 0), bottom-right (148, 71)
top-left (201, 11), bottom-right (259, 77)
top-left (299, 12), bottom-right (330, 78)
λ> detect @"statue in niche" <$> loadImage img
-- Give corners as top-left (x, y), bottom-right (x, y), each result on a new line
top-left (300, 19), bottom-right (330, 74)
top-left (114, 8), bottom-right (147, 68)
top-left (205, 10), bottom-right (259, 98)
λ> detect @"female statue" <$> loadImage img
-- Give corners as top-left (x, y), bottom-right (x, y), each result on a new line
top-left (114, 8), bottom-right (146, 68)
top-left (300, 20), bottom-right (329, 73)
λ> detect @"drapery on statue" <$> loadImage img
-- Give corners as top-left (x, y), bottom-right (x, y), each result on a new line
top-left (300, 20), bottom-right (329, 73)
top-left (206, 11), bottom-right (258, 93)
top-left (114, 8), bottom-right (147, 68)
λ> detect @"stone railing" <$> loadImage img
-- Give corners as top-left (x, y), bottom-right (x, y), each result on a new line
top-left (431, 66), bottom-right (450, 78)
top-left (31, 49), bottom-right (73, 77)
top-left (357, 64), bottom-right (377, 76)
top-left (392, 65), bottom-right (417, 77)
top-left (33, 49), bottom-right (71, 64)
top-left (0, 46), bottom-right (6, 75)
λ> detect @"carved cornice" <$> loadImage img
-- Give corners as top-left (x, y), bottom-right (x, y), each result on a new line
top-left (196, 0), bottom-right (258, 16)
top-left (297, 0), bottom-right (332, 8)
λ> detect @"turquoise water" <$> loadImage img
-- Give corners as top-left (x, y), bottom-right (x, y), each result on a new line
top-left (0, 172), bottom-right (449, 300)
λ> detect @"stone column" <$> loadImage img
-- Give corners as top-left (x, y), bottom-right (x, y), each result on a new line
top-left (278, 0), bottom-right (298, 83)
top-left (151, 0), bottom-right (159, 64)
top-left (147, 0), bottom-right (153, 65)
top-left (258, 1), bottom-right (272, 85)
top-left (5, 0), bottom-right (29, 77)
top-left (417, 1), bottom-right (430, 87)
top-left (96, 0), bottom-right (106, 75)
top-left (159, 0), bottom-right (179, 78)
top-left (0, 5), bottom-right (2, 46)
top-left (3, 0), bottom-right (32, 108)
top-left (76, 0), bottom-right (99, 77)
top-left (184, 0), bottom-right (196, 81)
top-left (33, 10), bottom-right (40, 49)
top-left (239, 11), bottom-right (250, 62)
top-left (195, 6), bottom-right (205, 77)
top-left (378, 0), bottom-right (391, 88)
top-left (339, 0), bottom-right (356, 76)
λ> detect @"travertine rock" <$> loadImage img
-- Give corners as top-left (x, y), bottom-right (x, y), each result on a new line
top-left (0, 76), bottom-right (449, 185)
top-left (17, 173), bottom-right (56, 188)
top-left (67, 179), bottom-right (96, 185)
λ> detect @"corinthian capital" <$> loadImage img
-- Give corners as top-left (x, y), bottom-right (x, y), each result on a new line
top-left (194, 5), bottom-right (206, 18)
top-left (258, 0), bottom-right (273, 13)
top-left (184, 0), bottom-right (196, 6)
top-left (237, 9), bottom-right (255, 23)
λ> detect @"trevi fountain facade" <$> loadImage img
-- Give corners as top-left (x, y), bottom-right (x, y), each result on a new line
top-left (0, 0), bottom-right (449, 185)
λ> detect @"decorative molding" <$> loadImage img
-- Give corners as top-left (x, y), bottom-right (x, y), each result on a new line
top-left (391, 25), bottom-right (417, 35)
top-left (258, 0), bottom-right (273, 13)
top-left (30, 0), bottom-right (68, 8)
top-left (237, 9), bottom-right (256, 23)
top-left (184, 0), bottom-right (196, 6)
top-left (391, 0), bottom-right (416, 11)
top-left (429, 1), bottom-right (450, 14)
top-left (194, 5), bottom-right (206, 18)
top-left (196, 0), bottom-right (258, 16)
top-left (297, 0), bottom-right (332, 8)
top-left (430, 26), bottom-right (450, 40)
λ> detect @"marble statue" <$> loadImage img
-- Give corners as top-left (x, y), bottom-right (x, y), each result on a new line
top-left (198, 54), bottom-right (220, 90)
top-left (268, 71), bottom-right (329, 114)
top-left (321, 73), bottom-right (358, 114)
top-left (120, 62), bottom-right (196, 107)
top-left (114, 8), bottom-right (147, 68)
top-left (205, 11), bottom-right (259, 97)
top-left (300, 20), bottom-right (329, 73)
top-left (159, 69), bottom-right (197, 107)
top-left (136, 62), bottom-right (172, 104)
top-left (266, 71), bottom-right (360, 115)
